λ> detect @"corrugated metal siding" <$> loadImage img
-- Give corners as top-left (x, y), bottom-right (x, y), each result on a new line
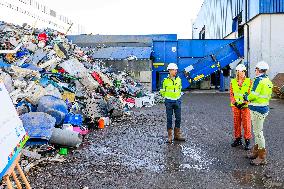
top-left (92, 47), bottom-right (152, 60)
top-left (177, 39), bottom-right (235, 58)
top-left (259, 0), bottom-right (284, 13)
top-left (67, 34), bottom-right (177, 47)
top-left (193, 0), bottom-right (244, 39)
top-left (246, 0), bottom-right (260, 21)
top-left (193, 0), bottom-right (284, 39)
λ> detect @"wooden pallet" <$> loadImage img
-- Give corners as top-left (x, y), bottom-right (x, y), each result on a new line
top-left (2, 153), bottom-right (31, 189)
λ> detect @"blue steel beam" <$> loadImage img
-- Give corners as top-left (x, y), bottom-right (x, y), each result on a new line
top-left (186, 37), bottom-right (244, 88)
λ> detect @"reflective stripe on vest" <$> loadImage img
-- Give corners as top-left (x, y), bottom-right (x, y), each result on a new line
top-left (231, 78), bottom-right (251, 107)
top-left (250, 91), bottom-right (270, 99)
top-left (249, 103), bottom-right (269, 106)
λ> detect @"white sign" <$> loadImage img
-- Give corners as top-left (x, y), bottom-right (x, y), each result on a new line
top-left (172, 47), bottom-right (177, 52)
top-left (0, 83), bottom-right (27, 179)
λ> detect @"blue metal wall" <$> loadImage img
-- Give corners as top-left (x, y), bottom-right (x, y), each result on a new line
top-left (259, 0), bottom-right (284, 13)
top-left (177, 40), bottom-right (235, 58)
top-left (193, 0), bottom-right (284, 39)
top-left (245, 0), bottom-right (284, 21)
top-left (152, 39), bottom-right (236, 90)
top-left (152, 41), bottom-right (178, 90)
top-left (152, 41), bottom-right (178, 63)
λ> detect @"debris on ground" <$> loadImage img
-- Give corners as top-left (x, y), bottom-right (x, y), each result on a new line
top-left (272, 73), bottom-right (284, 99)
top-left (0, 20), bottom-right (160, 175)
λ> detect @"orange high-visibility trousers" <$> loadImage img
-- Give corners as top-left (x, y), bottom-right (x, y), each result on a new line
top-left (232, 106), bottom-right (252, 139)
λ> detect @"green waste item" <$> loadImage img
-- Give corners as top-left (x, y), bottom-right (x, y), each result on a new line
top-left (63, 74), bottom-right (81, 81)
top-left (59, 148), bottom-right (68, 155)
top-left (114, 80), bottom-right (121, 88)
top-left (136, 91), bottom-right (143, 98)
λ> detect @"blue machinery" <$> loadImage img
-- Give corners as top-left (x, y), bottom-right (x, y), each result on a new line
top-left (151, 37), bottom-right (244, 91)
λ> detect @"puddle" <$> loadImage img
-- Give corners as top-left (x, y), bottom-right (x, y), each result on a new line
top-left (232, 170), bottom-right (284, 188)
top-left (233, 170), bottom-right (260, 185)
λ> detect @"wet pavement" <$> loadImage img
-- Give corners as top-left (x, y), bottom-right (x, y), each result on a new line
top-left (28, 93), bottom-right (284, 189)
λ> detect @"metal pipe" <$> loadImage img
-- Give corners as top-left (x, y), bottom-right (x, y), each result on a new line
top-left (245, 0), bottom-right (250, 77)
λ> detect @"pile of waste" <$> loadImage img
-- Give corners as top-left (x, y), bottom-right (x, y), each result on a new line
top-left (272, 73), bottom-right (284, 99)
top-left (0, 21), bottom-right (157, 171)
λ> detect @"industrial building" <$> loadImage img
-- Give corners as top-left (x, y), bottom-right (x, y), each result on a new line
top-left (192, 0), bottom-right (284, 80)
top-left (67, 34), bottom-right (177, 48)
top-left (0, 0), bottom-right (85, 34)
top-left (92, 47), bottom-right (153, 90)
top-left (68, 1), bottom-right (284, 92)
top-left (68, 34), bottom-right (245, 92)
top-left (67, 35), bottom-right (178, 91)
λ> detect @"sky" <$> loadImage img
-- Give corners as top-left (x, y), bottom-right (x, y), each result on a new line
top-left (37, 0), bottom-right (204, 38)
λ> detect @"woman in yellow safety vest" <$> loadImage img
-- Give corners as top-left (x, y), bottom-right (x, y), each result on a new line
top-left (230, 64), bottom-right (252, 150)
top-left (244, 61), bottom-right (273, 166)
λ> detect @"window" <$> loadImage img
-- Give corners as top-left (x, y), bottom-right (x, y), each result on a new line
top-left (199, 26), bottom-right (205, 39)
top-left (232, 17), bottom-right (238, 32)
top-left (237, 13), bottom-right (244, 37)
top-left (232, 12), bottom-right (244, 37)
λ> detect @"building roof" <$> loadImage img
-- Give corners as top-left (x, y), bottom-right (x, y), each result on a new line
top-left (92, 47), bottom-right (152, 60)
top-left (68, 34), bottom-right (177, 43)
top-left (67, 34), bottom-right (177, 47)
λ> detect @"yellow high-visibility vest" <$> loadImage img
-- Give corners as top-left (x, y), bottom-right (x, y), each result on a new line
top-left (160, 77), bottom-right (182, 100)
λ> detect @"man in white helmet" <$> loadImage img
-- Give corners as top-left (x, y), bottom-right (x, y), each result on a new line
top-left (244, 61), bottom-right (273, 166)
top-left (160, 63), bottom-right (185, 143)
top-left (230, 64), bottom-right (252, 150)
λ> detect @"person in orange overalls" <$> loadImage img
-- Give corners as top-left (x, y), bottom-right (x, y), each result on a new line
top-left (230, 64), bottom-right (252, 150)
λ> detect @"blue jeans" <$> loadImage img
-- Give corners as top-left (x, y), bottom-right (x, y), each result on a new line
top-left (165, 99), bottom-right (181, 129)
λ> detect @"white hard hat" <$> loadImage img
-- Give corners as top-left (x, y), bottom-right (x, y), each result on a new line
top-left (256, 61), bottom-right (269, 70)
top-left (167, 63), bottom-right (178, 70)
top-left (236, 64), bottom-right (247, 71)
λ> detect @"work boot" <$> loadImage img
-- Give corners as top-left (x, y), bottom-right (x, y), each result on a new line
top-left (167, 128), bottom-right (173, 143)
top-left (174, 128), bottom-right (185, 141)
top-left (231, 138), bottom-right (242, 147)
top-left (244, 139), bottom-right (251, 150)
top-left (247, 144), bottom-right (258, 159)
top-left (250, 148), bottom-right (267, 166)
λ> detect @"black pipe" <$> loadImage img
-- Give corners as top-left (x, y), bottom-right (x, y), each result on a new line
top-left (245, 0), bottom-right (250, 77)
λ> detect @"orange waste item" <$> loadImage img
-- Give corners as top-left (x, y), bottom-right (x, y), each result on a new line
top-left (98, 118), bottom-right (105, 129)
top-left (5, 53), bottom-right (15, 62)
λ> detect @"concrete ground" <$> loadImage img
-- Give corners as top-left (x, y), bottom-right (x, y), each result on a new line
top-left (28, 93), bottom-right (284, 189)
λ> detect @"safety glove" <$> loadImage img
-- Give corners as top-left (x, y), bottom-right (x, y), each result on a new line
top-left (233, 102), bottom-right (238, 107)
top-left (239, 103), bottom-right (246, 109)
